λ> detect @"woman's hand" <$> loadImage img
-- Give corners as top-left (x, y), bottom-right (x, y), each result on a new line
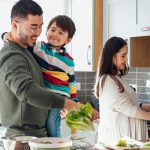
top-left (140, 103), bottom-right (150, 112)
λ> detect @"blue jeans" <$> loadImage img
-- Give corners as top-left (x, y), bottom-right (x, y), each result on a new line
top-left (47, 108), bottom-right (61, 137)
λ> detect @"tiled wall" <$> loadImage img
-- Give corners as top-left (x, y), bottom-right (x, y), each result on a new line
top-left (75, 71), bottom-right (96, 102)
top-left (124, 67), bottom-right (150, 103)
top-left (75, 67), bottom-right (150, 103)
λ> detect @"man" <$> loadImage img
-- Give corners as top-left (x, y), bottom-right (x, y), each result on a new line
top-left (0, 0), bottom-right (80, 137)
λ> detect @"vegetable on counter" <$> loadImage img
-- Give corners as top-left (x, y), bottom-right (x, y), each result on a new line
top-left (66, 102), bottom-right (95, 132)
top-left (116, 139), bottom-right (127, 147)
top-left (143, 141), bottom-right (150, 146)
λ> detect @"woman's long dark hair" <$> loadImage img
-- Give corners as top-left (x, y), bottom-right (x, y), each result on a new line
top-left (94, 37), bottom-right (129, 98)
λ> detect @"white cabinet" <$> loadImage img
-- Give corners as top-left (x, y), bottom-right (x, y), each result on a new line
top-left (103, 0), bottom-right (136, 65)
top-left (67, 0), bottom-right (93, 71)
top-left (103, 0), bottom-right (136, 43)
top-left (103, 0), bottom-right (150, 67)
top-left (136, 0), bottom-right (150, 36)
top-left (104, 0), bottom-right (150, 38)
top-left (0, 0), bottom-right (94, 71)
top-left (35, 0), bottom-right (68, 42)
top-left (0, 0), bottom-right (68, 47)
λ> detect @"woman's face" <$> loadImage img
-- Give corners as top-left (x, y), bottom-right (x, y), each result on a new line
top-left (113, 45), bottom-right (128, 71)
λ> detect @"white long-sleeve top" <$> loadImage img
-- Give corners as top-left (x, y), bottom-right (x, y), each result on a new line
top-left (98, 75), bottom-right (148, 145)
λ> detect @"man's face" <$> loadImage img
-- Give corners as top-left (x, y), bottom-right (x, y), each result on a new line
top-left (14, 14), bottom-right (43, 47)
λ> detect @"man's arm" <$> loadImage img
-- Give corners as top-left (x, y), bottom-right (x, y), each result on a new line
top-left (0, 51), bottom-right (79, 110)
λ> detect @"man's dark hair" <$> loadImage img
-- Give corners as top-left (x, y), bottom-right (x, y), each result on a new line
top-left (11, 0), bottom-right (43, 22)
top-left (47, 15), bottom-right (76, 39)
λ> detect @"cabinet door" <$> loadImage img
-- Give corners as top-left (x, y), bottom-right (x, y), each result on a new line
top-left (108, 0), bottom-right (136, 39)
top-left (71, 0), bottom-right (93, 71)
top-left (103, 0), bottom-right (136, 65)
top-left (0, 0), bottom-right (68, 47)
top-left (136, 0), bottom-right (150, 36)
top-left (35, 0), bottom-right (67, 41)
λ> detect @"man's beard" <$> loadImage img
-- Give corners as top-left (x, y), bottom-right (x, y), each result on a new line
top-left (32, 41), bottom-right (36, 46)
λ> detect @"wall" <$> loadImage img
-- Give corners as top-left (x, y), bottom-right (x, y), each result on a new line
top-left (75, 71), bottom-right (96, 102)
top-left (75, 67), bottom-right (150, 103)
top-left (124, 67), bottom-right (150, 102)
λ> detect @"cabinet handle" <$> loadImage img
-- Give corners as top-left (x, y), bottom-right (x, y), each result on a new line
top-left (87, 45), bottom-right (91, 65)
top-left (141, 27), bottom-right (150, 31)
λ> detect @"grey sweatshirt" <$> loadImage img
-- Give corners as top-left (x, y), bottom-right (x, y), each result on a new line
top-left (0, 41), bottom-right (65, 137)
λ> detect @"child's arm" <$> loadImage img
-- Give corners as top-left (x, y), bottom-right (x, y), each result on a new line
top-left (1, 32), bottom-right (7, 40)
top-left (69, 74), bottom-right (79, 102)
top-left (1, 32), bottom-right (13, 42)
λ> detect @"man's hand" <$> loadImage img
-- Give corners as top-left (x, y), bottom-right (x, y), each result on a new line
top-left (63, 98), bottom-right (80, 110)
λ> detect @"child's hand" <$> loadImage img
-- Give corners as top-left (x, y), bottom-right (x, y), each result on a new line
top-left (60, 109), bottom-right (68, 119)
top-left (3, 32), bottom-right (13, 42)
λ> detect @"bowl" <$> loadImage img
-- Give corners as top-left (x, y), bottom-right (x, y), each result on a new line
top-left (1, 136), bottom-right (36, 150)
top-left (28, 137), bottom-right (72, 150)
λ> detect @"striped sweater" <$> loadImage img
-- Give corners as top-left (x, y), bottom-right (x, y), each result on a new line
top-left (33, 41), bottom-right (78, 101)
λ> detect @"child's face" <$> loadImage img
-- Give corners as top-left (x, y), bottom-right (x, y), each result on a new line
top-left (46, 22), bottom-right (71, 50)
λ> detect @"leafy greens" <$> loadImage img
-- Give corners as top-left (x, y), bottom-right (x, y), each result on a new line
top-left (66, 103), bottom-right (95, 132)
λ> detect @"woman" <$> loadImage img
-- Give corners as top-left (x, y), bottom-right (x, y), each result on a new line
top-left (94, 37), bottom-right (150, 145)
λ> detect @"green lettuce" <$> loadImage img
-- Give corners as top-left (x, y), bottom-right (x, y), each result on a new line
top-left (66, 103), bottom-right (95, 132)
